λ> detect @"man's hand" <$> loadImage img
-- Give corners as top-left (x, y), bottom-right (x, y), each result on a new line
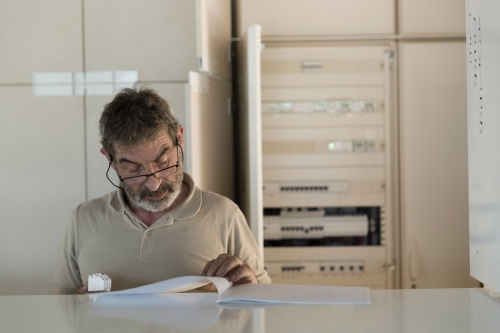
top-left (73, 283), bottom-right (88, 294)
top-left (51, 284), bottom-right (88, 295)
top-left (202, 254), bottom-right (258, 286)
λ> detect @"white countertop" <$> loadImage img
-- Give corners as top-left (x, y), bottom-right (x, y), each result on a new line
top-left (1, 288), bottom-right (499, 332)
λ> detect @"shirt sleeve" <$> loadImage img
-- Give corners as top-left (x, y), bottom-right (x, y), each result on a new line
top-left (229, 207), bottom-right (272, 284)
top-left (51, 207), bottom-right (84, 294)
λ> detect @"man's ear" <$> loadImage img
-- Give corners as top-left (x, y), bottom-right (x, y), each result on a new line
top-left (100, 148), bottom-right (115, 169)
top-left (177, 125), bottom-right (185, 149)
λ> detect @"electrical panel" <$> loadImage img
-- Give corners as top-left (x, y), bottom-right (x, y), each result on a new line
top-left (260, 45), bottom-right (396, 289)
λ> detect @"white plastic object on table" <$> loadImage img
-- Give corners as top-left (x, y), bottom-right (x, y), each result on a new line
top-left (88, 273), bottom-right (112, 292)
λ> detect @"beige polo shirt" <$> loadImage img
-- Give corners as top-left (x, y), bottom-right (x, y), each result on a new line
top-left (52, 173), bottom-right (270, 294)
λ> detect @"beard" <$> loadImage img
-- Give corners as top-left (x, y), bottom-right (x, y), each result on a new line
top-left (122, 171), bottom-right (184, 213)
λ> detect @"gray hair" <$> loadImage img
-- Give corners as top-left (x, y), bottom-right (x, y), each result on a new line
top-left (99, 87), bottom-right (180, 157)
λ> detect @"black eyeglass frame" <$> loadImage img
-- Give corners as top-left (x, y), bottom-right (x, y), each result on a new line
top-left (106, 144), bottom-right (183, 190)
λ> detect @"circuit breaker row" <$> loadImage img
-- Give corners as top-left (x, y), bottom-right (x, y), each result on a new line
top-left (264, 260), bottom-right (366, 275)
top-left (262, 100), bottom-right (378, 113)
top-left (265, 182), bottom-right (349, 194)
top-left (264, 214), bottom-right (369, 239)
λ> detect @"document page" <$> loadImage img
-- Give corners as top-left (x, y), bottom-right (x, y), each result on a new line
top-left (218, 283), bottom-right (371, 305)
top-left (105, 276), bottom-right (232, 297)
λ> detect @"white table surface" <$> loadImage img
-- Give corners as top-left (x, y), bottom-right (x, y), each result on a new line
top-left (1, 288), bottom-right (499, 333)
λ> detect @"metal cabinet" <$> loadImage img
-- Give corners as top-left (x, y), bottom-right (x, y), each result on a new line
top-left (239, 25), bottom-right (398, 289)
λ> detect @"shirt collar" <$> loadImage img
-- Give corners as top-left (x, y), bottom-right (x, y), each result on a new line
top-left (173, 172), bottom-right (202, 221)
top-left (109, 172), bottom-right (202, 222)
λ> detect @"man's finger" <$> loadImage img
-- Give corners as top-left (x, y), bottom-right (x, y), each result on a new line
top-left (206, 253), bottom-right (230, 276)
top-left (215, 256), bottom-right (243, 277)
top-left (226, 265), bottom-right (258, 284)
top-left (74, 283), bottom-right (88, 295)
top-left (201, 260), bottom-right (214, 276)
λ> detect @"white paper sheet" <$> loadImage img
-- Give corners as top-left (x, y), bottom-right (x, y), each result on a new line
top-left (218, 283), bottom-right (371, 305)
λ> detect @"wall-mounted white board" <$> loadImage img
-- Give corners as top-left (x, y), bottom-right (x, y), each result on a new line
top-left (467, 0), bottom-right (500, 291)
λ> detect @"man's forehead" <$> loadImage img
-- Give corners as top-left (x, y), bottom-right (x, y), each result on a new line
top-left (114, 131), bottom-right (174, 158)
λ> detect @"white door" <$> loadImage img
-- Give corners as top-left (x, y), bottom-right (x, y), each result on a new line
top-left (467, 0), bottom-right (500, 292)
top-left (237, 25), bottom-right (264, 258)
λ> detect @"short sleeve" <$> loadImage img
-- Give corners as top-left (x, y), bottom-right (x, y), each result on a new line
top-left (229, 208), bottom-right (272, 284)
top-left (51, 207), bottom-right (84, 294)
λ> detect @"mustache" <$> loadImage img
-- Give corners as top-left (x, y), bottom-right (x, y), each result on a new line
top-left (138, 181), bottom-right (174, 199)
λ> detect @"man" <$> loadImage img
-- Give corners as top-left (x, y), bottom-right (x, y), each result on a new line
top-left (52, 87), bottom-right (270, 294)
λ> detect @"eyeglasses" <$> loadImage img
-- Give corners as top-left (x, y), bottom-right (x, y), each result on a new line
top-left (119, 160), bottom-right (179, 185)
top-left (106, 145), bottom-right (181, 188)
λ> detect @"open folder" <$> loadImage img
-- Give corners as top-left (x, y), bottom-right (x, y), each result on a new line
top-left (92, 276), bottom-right (371, 305)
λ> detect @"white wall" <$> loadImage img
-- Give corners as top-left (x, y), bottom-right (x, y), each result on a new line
top-left (0, 0), bottom-right (226, 295)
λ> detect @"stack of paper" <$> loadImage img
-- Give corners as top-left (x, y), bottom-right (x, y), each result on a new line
top-left (92, 276), bottom-right (371, 305)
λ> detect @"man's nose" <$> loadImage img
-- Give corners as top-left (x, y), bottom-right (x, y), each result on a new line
top-left (144, 173), bottom-right (162, 192)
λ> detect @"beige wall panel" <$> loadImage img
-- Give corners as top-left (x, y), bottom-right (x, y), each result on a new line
top-left (0, 0), bottom-right (83, 84)
top-left (237, 0), bottom-right (395, 37)
top-left (399, 42), bottom-right (478, 288)
top-left (0, 87), bottom-right (85, 295)
top-left (399, 0), bottom-right (466, 35)
top-left (197, 0), bottom-right (232, 79)
top-left (86, 84), bottom-right (188, 201)
top-left (188, 74), bottom-right (234, 200)
top-left (84, 0), bottom-right (198, 81)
